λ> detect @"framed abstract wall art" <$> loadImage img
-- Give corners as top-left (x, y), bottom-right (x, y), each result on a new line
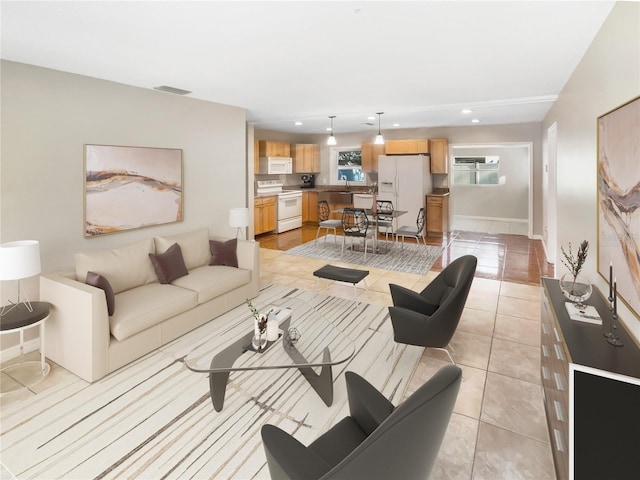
top-left (597, 96), bottom-right (640, 319)
top-left (84, 145), bottom-right (183, 237)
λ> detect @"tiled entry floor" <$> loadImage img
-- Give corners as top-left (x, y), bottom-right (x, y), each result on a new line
top-left (258, 228), bottom-right (556, 479)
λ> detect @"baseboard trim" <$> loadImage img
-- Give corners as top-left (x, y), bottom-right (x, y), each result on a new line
top-left (0, 338), bottom-right (40, 363)
top-left (453, 214), bottom-right (528, 224)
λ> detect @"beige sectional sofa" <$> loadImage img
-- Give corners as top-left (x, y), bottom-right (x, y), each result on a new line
top-left (40, 227), bottom-right (259, 383)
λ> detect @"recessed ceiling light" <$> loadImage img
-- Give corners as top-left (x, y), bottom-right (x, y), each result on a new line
top-left (367, 116), bottom-right (375, 120)
top-left (326, 127), bottom-right (333, 131)
top-left (294, 121), bottom-right (302, 126)
top-left (393, 123), bottom-right (400, 127)
top-left (462, 109), bottom-right (473, 114)
top-left (471, 119), bottom-right (480, 123)
top-left (153, 85), bottom-right (191, 95)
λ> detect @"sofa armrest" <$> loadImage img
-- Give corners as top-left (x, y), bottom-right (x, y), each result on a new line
top-left (40, 272), bottom-right (110, 383)
top-left (235, 238), bottom-right (259, 273)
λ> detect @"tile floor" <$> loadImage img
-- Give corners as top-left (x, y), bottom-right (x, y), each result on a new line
top-left (259, 225), bottom-right (556, 479)
top-left (1, 225), bottom-right (557, 479)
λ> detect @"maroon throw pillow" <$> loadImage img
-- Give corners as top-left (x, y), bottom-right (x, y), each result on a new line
top-left (209, 238), bottom-right (238, 267)
top-left (86, 271), bottom-right (115, 316)
top-left (149, 243), bottom-right (189, 284)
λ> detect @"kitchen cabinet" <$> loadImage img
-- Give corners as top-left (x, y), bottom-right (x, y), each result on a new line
top-left (254, 196), bottom-right (276, 235)
top-left (302, 191), bottom-right (319, 223)
top-left (258, 140), bottom-right (290, 158)
top-left (384, 139), bottom-right (429, 155)
top-left (429, 138), bottom-right (449, 174)
top-left (426, 194), bottom-right (449, 235)
top-left (540, 278), bottom-right (640, 480)
top-left (291, 143), bottom-right (320, 173)
top-left (361, 142), bottom-right (386, 172)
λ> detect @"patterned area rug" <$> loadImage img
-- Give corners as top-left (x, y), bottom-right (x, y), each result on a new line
top-left (284, 234), bottom-right (444, 275)
top-left (0, 285), bottom-right (423, 479)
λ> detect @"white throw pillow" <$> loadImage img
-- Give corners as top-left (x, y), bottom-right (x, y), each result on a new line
top-left (75, 238), bottom-right (157, 294)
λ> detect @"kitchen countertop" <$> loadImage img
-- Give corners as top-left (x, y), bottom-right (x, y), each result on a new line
top-left (428, 189), bottom-right (450, 197)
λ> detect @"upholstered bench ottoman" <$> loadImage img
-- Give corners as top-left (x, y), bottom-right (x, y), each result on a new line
top-left (313, 264), bottom-right (369, 300)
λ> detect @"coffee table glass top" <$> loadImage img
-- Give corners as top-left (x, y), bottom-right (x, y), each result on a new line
top-left (184, 297), bottom-right (356, 374)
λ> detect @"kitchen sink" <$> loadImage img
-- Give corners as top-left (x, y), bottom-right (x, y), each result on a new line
top-left (319, 191), bottom-right (352, 204)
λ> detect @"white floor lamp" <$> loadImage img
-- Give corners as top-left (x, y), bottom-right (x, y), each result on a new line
top-left (229, 207), bottom-right (249, 239)
top-left (0, 240), bottom-right (41, 316)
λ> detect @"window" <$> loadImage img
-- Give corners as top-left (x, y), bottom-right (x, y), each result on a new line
top-left (452, 156), bottom-right (500, 185)
top-left (331, 147), bottom-right (366, 184)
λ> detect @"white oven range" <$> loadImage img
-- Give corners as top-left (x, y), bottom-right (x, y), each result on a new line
top-left (255, 180), bottom-right (303, 233)
top-left (276, 190), bottom-right (303, 233)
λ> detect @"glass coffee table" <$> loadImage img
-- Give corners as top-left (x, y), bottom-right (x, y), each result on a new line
top-left (185, 297), bottom-right (356, 412)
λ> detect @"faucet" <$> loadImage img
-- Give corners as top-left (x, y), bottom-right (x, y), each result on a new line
top-left (342, 176), bottom-right (350, 191)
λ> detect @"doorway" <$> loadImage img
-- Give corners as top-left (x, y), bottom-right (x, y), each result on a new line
top-left (542, 123), bottom-right (558, 271)
top-left (449, 143), bottom-right (533, 237)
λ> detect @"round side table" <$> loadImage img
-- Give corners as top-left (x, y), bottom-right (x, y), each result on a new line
top-left (0, 301), bottom-right (51, 394)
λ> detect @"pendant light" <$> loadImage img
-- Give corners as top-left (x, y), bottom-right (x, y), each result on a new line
top-left (327, 116), bottom-right (337, 145)
top-left (374, 112), bottom-right (385, 145)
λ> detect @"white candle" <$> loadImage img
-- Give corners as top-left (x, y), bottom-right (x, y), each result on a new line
top-left (266, 312), bottom-right (279, 341)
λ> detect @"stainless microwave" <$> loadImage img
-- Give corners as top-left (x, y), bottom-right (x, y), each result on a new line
top-left (258, 157), bottom-right (293, 175)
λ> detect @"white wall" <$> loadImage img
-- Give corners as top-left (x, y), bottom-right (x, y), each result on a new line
top-left (0, 61), bottom-right (248, 348)
top-left (449, 144), bottom-right (530, 221)
top-left (542, 2), bottom-right (640, 341)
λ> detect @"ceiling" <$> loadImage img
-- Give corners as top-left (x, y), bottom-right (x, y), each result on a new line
top-left (1, 1), bottom-right (615, 135)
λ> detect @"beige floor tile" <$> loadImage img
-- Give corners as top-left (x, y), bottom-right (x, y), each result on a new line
top-left (368, 271), bottom-right (420, 294)
top-left (494, 314), bottom-right (540, 347)
top-left (431, 413), bottom-right (478, 480)
top-left (448, 330), bottom-right (492, 370)
top-left (481, 372), bottom-right (549, 443)
top-left (472, 422), bottom-right (555, 480)
top-left (500, 282), bottom-right (541, 302)
top-left (489, 338), bottom-right (541, 385)
top-left (458, 308), bottom-right (496, 337)
top-left (497, 295), bottom-right (541, 321)
top-left (465, 289), bottom-right (499, 313)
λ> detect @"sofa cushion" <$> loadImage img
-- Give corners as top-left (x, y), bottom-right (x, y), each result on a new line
top-left (171, 264), bottom-right (251, 304)
top-left (75, 238), bottom-right (157, 294)
top-left (86, 271), bottom-right (115, 316)
top-left (109, 283), bottom-right (198, 341)
top-left (154, 227), bottom-right (210, 271)
top-left (149, 243), bottom-right (189, 284)
top-left (209, 238), bottom-right (238, 267)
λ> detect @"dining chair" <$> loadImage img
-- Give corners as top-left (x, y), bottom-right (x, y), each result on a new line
top-left (315, 200), bottom-right (342, 244)
top-left (341, 208), bottom-right (374, 261)
top-left (395, 207), bottom-right (426, 249)
top-left (374, 200), bottom-right (394, 245)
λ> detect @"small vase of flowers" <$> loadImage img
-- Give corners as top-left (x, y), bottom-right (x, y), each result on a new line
top-left (247, 299), bottom-right (269, 352)
top-left (559, 240), bottom-right (592, 307)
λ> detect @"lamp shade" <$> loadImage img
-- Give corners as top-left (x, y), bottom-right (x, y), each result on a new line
top-left (229, 207), bottom-right (249, 228)
top-left (0, 240), bottom-right (41, 280)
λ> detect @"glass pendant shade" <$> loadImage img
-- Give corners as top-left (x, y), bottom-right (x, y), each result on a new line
top-left (327, 115), bottom-right (337, 145)
top-left (374, 112), bottom-right (384, 144)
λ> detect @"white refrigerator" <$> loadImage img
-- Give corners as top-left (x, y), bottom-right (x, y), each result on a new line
top-left (377, 155), bottom-right (432, 230)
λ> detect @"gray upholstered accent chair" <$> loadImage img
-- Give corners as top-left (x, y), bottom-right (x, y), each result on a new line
top-left (261, 364), bottom-right (462, 480)
top-left (388, 255), bottom-right (477, 364)
top-left (315, 200), bottom-right (342, 244)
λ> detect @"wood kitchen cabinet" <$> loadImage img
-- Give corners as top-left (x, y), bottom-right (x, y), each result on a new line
top-left (258, 140), bottom-right (290, 158)
top-left (384, 139), bottom-right (429, 155)
top-left (429, 138), bottom-right (449, 174)
top-left (361, 142), bottom-right (386, 172)
top-left (254, 196), bottom-right (276, 235)
top-left (302, 191), bottom-right (319, 223)
top-left (426, 194), bottom-right (449, 236)
top-left (291, 143), bottom-right (320, 173)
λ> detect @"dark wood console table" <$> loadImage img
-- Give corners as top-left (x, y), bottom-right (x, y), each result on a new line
top-left (540, 278), bottom-right (640, 480)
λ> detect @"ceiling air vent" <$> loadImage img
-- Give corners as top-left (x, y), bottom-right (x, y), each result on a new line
top-left (153, 85), bottom-right (192, 95)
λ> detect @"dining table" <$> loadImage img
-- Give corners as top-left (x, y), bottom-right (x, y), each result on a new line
top-left (332, 207), bottom-right (407, 254)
